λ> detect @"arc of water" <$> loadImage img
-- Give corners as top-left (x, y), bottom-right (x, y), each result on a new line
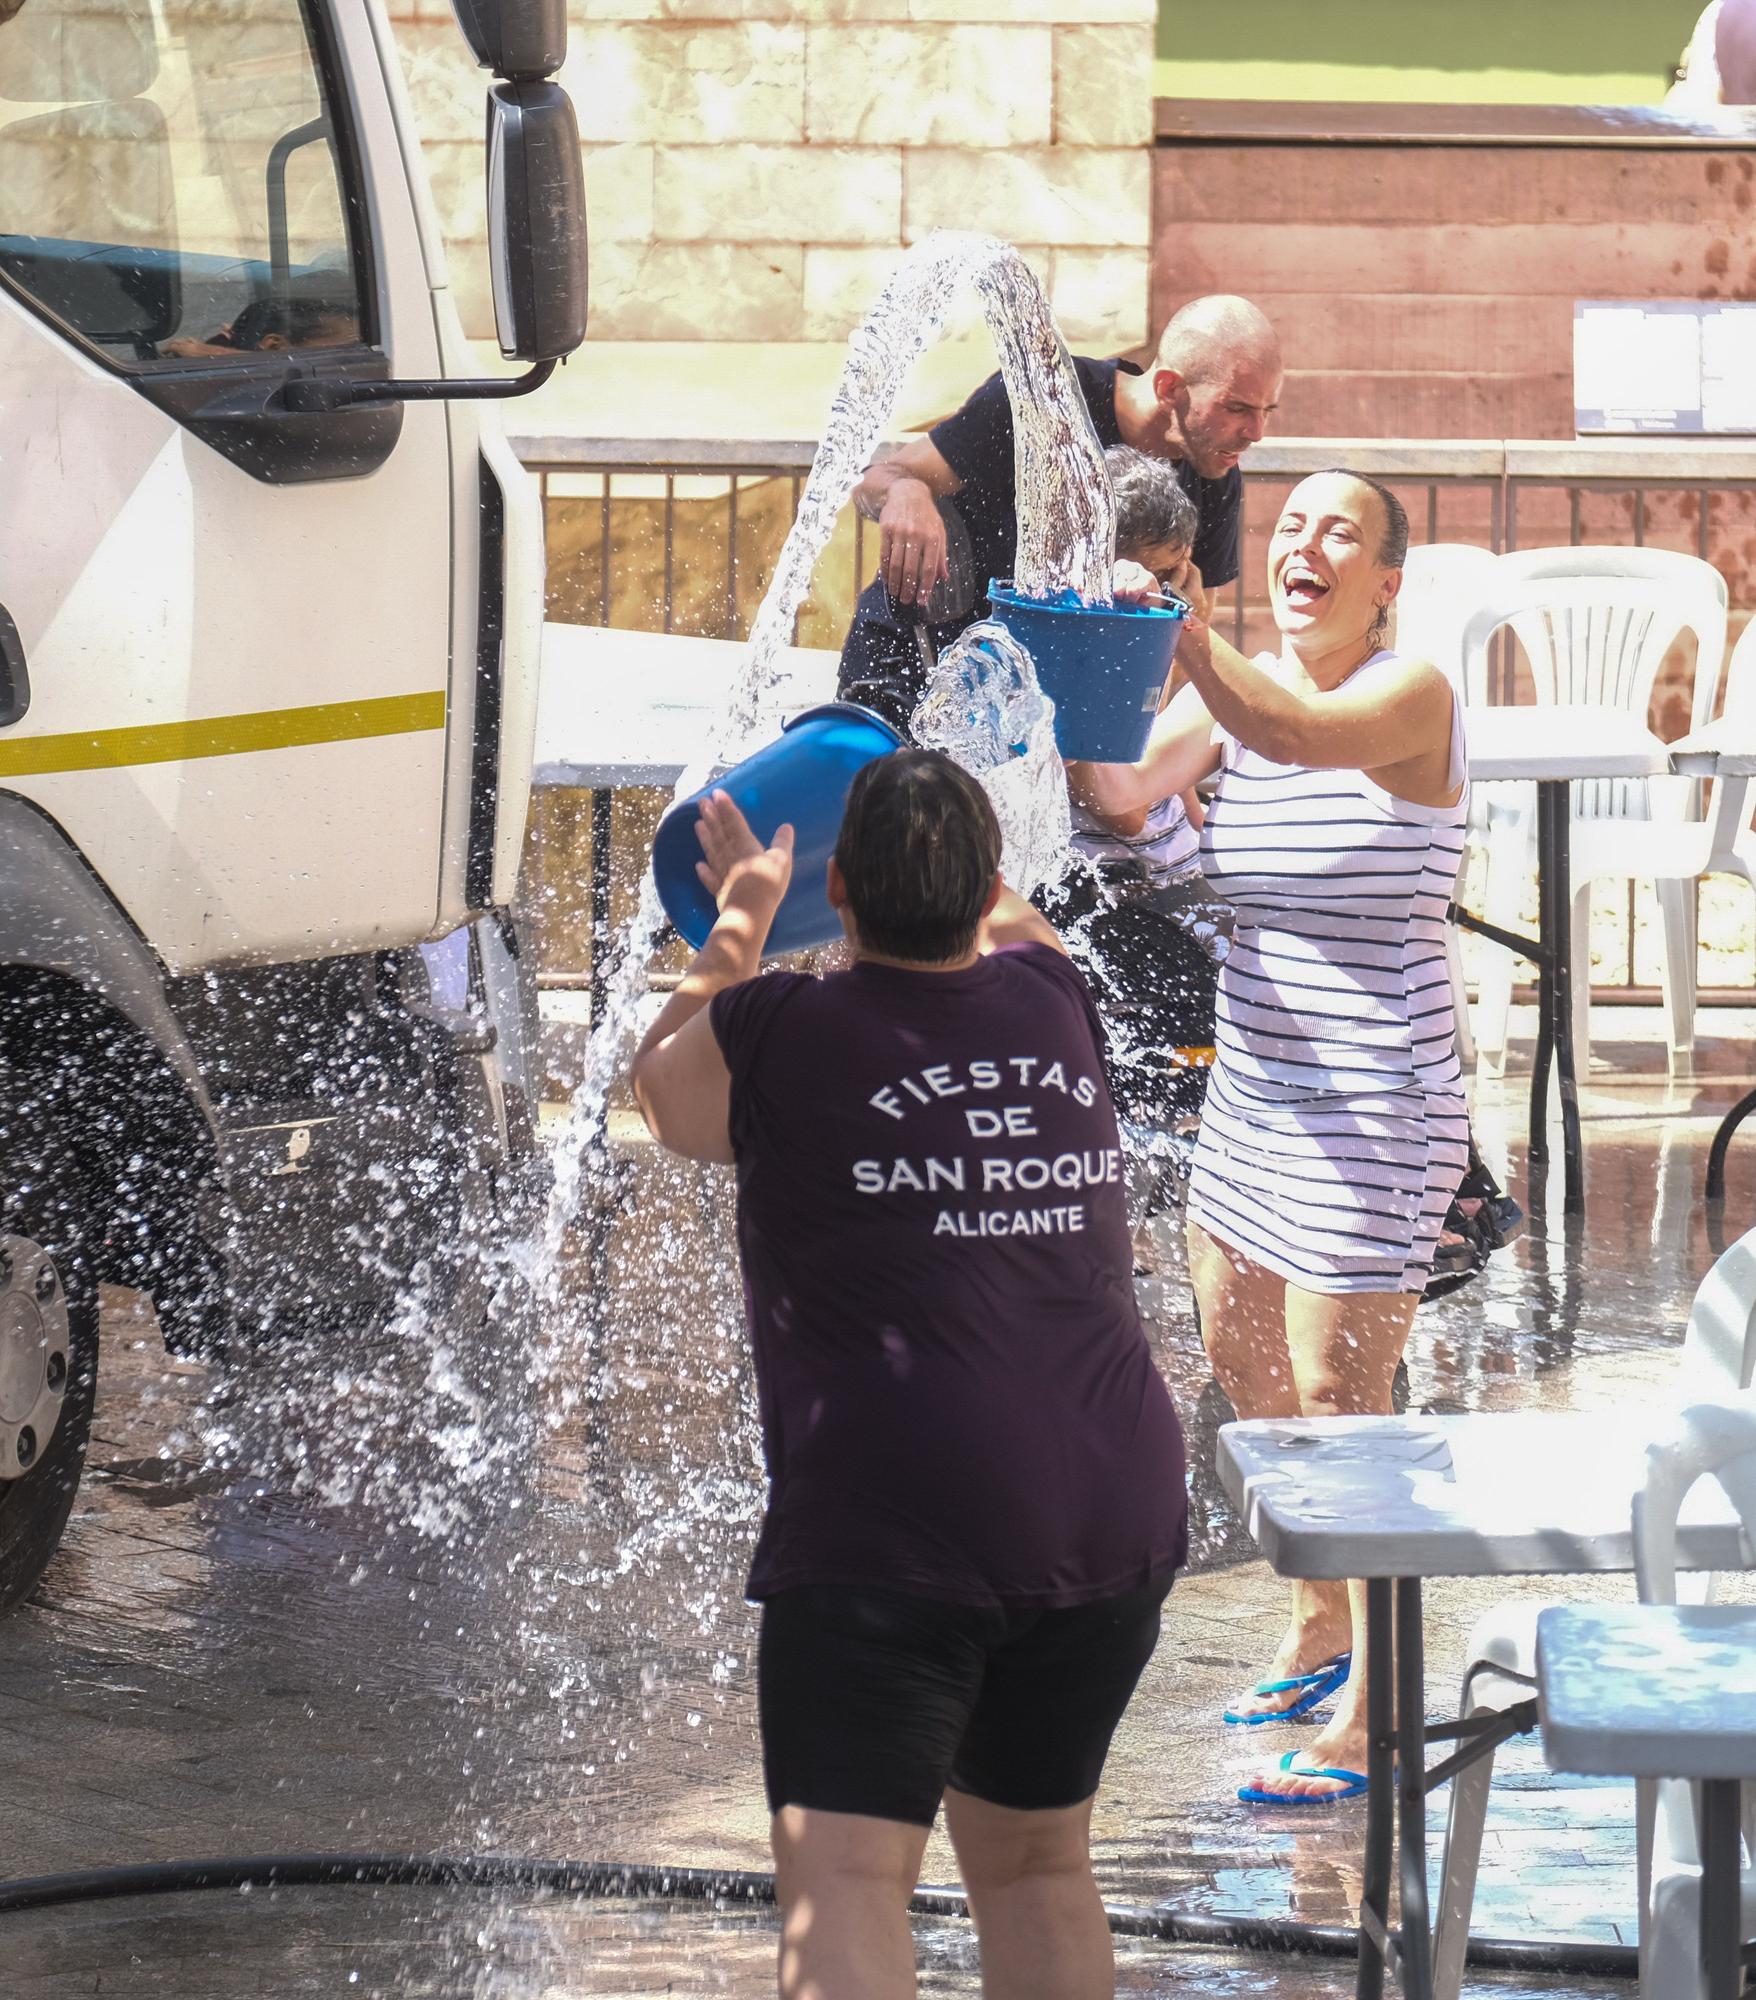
top-left (537, 234), bottom-right (1116, 1287)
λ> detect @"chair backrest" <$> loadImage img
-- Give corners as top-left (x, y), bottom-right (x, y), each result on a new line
top-left (1494, 546), bottom-right (1730, 736)
top-left (1458, 564), bottom-right (1725, 821)
top-left (1396, 544), bottom-right (1503, 691)
top-left (1677, 1225), bottom-right (1756, 1400)
top-left (1633, 1399), bottom-right (1756, 1605)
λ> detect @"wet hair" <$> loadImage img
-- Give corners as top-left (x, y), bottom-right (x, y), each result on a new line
top-left (833, 747), bottom-right (1002, 964)
top-left (1106, 445), bottom-right (1198, 560)
top-left (1323, 467), bottom-right (1410, 569)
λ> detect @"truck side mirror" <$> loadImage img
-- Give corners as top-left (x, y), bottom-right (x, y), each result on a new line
top-left (262, 0), bottom-right (587, 414)
top-left (450, 0), bottom-right (565, 80)
top-left (486, 81), bottom-right (587, 366)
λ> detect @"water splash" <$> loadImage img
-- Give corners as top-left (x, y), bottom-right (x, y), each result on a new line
top-left (537, 233), bottom-right (1116, 1301)
top-left (909, 621), bottom-right (1070, 904)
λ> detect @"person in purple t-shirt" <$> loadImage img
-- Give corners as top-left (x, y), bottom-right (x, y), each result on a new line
top-left (631, 749), bottom-right (1185, 2000)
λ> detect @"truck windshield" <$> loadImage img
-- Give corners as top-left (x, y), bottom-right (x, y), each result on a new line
top-left (0, 0), bottom-right (367, 366)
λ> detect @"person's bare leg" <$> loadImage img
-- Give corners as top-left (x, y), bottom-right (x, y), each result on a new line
top-left (771, 1806), bottom-right (930, 2000)
top-left (942, 1787), bottom-right (1111, 2000)
top-left (1187, 1222), bottom-right (1350, 1716)
top-left (1243, 1283), bottom-right (1420, 1799)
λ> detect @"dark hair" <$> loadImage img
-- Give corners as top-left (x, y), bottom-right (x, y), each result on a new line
top-left (1106, 445), bottom-right (1198, 559)
top-left (833, 747), bottom-right (1002, 964)
top-left (1324, 467), bottom-right (1410, 568)
top-left (225, 276), bottom-right (357, 352)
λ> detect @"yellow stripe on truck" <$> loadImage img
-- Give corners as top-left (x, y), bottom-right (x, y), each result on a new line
top-left (0, 691), bottom-right (448, 778)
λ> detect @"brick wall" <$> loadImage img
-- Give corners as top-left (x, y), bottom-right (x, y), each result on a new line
top-left (1152, 131), bottom-right (1756, 438)
top-left (391, 0), bottom-right (1158, 353)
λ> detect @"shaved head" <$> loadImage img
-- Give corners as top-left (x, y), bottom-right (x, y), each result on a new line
top-left (1720, 0), bottom-right (1756, 102)
top-left (1155, 295), bottom-right (1282, 384)
top-left (1114, 294), bottom-right (1283, 480)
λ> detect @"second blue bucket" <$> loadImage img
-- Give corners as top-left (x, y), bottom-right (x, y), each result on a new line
top-left (986, 580), bottom-right (1186, 761)
top-left (651, 702), bottom-right (904, 956)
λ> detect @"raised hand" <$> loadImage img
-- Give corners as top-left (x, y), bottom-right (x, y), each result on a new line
top-left (693, 790), bottom-right (795, 914)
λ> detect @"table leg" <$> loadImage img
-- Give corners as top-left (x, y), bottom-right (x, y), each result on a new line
top-left (1395, 1578), bottom-right (1434, 1999)
top-left (1528, 784), bottom-right (1555, 1172)
top-left (1544, 783), bottom-right (1584, 1215)
top-left (1358, 1578), bottom-right (1396, 2000)
top-left (1527, 781), bottom-right (1584, 1213)
top-left (589, 786), bottom-right (613, 1034)
top-left (1698, 1779), bottom-right (1742, 2000)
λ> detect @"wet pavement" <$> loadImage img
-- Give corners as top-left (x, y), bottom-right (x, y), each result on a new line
top-left (2, 1003), bottom-right (1753, 1996)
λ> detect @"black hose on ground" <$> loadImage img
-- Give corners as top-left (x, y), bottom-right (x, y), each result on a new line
top-left (0, 1851), bottom-right (1637, 1978)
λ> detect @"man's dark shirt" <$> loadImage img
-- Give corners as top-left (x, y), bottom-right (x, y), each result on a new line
top-left (709, 943), bottom-right (1188, 1608)
top-left (838, 356), bottom-right (1243, 733)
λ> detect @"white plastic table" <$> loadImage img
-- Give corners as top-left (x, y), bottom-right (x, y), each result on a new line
top-left (1668, 716), bottom-right (1756, 782)
top-left (1459, 707), bottom-right (1674, 1215)
top-left (534, 622), bottom-right (837, 790)
top-left (1217, 1412), bottom-right (1753, 2000)
top-left (532, 624), bottom-right (838, 1015)
top-left (1538, 1603), bottom-right (1756, 2000)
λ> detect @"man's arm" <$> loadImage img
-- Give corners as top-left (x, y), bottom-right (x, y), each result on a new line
top-left (629, 795), bottom-right (794, 1166)
top-left (851, 437), bottom-right (963, 607)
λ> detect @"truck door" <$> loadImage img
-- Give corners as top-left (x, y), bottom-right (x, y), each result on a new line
top-left (0, 0), bottom-right (453, 973)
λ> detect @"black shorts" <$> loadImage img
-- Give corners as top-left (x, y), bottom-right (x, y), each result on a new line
top-left (757, 1573), bottom-right (1172, 1828)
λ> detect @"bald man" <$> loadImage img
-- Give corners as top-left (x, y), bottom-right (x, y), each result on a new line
top-left (837, 295), bottom-right (1284, 732)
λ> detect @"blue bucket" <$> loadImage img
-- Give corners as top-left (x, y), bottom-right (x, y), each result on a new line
top-left (986, 580), bottom-right (1186, 761)
top-left (651, 702), bottom-right (904, 955)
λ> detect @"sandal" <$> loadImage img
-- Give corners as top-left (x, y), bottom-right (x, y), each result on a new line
top-left (1222, 1652), bottom-right (1351, 1726)
top-left (1238, 1749), bottom-right (1369, 1805)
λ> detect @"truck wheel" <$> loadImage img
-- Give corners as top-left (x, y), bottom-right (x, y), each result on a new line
top-left (0, 1122), bottom-right (98, 1609)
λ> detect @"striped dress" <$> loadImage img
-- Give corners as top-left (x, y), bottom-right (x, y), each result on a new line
top-left (1184, 650), bottom-right (1470, 1295)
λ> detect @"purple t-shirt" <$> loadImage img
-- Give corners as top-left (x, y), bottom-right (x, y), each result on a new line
top-left (709, 942), bottom-right (1188, 1608)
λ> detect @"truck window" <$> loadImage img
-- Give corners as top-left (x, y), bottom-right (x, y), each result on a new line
top-left (0, 0), bottom-right (368, 366)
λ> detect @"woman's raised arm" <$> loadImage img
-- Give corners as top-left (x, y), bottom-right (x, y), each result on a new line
top-left (1173, 617), bottom-right (1454, 777)
top-left (1065, 678), bottom-right (1223, 820)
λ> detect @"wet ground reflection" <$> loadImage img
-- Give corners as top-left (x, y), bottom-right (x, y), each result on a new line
top-left (1, 1018), bottom-right (1751, 1995)
top-left (0, 1887), bottom-right (1627, 1997)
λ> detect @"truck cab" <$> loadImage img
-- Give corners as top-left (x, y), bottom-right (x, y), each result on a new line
top-left (0, 0), bottom-right (585, 1604)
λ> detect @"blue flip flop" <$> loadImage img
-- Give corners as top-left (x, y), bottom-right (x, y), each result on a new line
top-left (1239, 1750), bottom-right (1370, 1806)
top-left (1222, 1652), bottom-right (1351, 1726)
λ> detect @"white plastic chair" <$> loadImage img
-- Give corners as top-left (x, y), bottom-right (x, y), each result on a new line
top-left (1456, 548), bottom-right (1728, 1077)
top-left (1630, 1402), bottom-right (1756, 1999)
top-left (1396, 544), bottom-right (1507, 1070)
top-left (1603, 614), bottom-right (1756, 1016)
top-left (1432, 1225), bottom-right (1756, 2000)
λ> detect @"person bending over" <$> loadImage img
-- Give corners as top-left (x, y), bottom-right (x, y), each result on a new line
top-left (1072, 470), bottom-right (1468, 1806)
top-left (631, 751), bottom-right (1187, 1997)
top-left (1060, 447), bottom-right (1228, 1138)
top-left (838, 295), bottom-right (1281, 733)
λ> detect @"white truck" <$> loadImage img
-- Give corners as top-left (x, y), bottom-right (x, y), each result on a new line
top-left (0, 0), bottom-right (587, 1603)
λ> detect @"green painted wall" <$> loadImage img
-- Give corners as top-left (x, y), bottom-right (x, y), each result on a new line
top-left (1155, 0), bottom-right (1707, 104)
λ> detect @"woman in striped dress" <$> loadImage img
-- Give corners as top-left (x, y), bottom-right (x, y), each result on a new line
top-left (1073, 469), bottom-right (1468, 1805)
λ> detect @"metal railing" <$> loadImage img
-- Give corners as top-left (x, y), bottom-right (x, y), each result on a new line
top-left (513, 433), bottom-right (1756, 998)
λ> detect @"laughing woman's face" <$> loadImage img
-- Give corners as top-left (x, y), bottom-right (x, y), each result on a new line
top-left (1268, 472), bottom-right (1396, 648)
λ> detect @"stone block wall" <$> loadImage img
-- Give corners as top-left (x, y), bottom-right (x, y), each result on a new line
top-left (390, 0), bottom-right (1157, 355)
